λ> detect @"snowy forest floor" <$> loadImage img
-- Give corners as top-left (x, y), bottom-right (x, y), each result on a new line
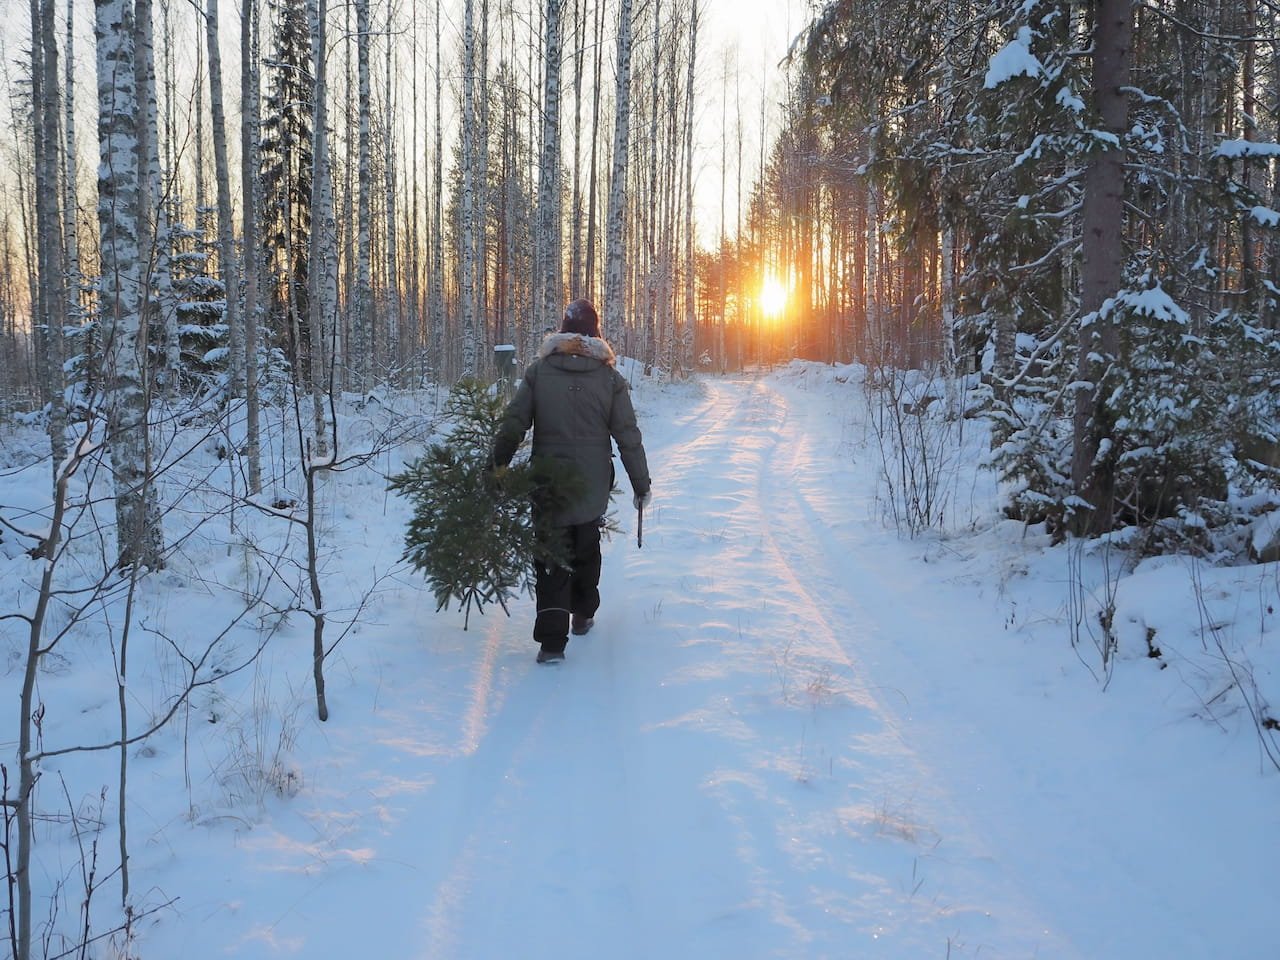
top-left (2, 362), bottom-right (1277, 959)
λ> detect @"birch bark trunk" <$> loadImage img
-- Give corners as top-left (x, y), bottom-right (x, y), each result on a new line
top-left (134, 0), bottom-right (181, 391)
top-left (682, 0), bottom-right (699, 377)
top-left (63, 0), bottom-right (83, 337)
top-left (385, 6), bottom-right (402, 375)
top-left (206, 0), bottom-right (243, 401)
top-left (569, 0), bottom-right (585, 295)
top-left (96, 0), bottom-right (164, 571)
top-left (33, 0), bottom-right (68, 465)
top-left (477, 0), bottom-right (491, 351)
top-left (241, 0), bottom-right (263, 492)
top-left (459, 0), bottom-right (478, 376)
top-left (584, 0), bottom-right (604, 297)
top-left (603, 0), bottom-right (635, 334)
top-left (308, 0), bottom-right (334, 455)
top-left (642, 0), bottom-right (661, 364)
top-left (354, 0), bottom-right (372, 391)
top-left (431, 0), bottom-right (445, 378)
top-left (536, 0), bottom-right (565, 323)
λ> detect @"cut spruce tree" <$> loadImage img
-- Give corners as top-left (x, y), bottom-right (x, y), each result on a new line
top-left (390, 378), bottom-right (584, 627)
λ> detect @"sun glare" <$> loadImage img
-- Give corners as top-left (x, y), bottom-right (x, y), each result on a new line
top-left (760, 275), bottom-right (787, 319)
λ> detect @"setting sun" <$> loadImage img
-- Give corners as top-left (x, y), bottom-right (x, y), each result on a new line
top-left (760, 274), bottom-right (788, 319)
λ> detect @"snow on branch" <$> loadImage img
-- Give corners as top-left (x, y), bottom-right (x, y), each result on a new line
top-left (984, 27), bottom-right (1044, 89)
top-left (1249, 206), bottom-right (1280, 228)
top-left (1110, 284), bottom-right (1190, 326)
top-left (1212, 139), bottom-right (1280, 160)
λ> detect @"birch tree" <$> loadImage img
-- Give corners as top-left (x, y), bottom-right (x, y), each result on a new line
top-left (642, 0), bottom-right (661, 364)
top-left (584, 0), bottom-right (605, 297)
top-left (429, 0), bottom-right (445, 377)
top-left (134, 0), bottom-right (180, 389)
top-left (682, 0), bottom-right (699, 374)
top-left (242, 0), bottom-right (263, 492)
top-left (476, 0), bottom-right (492, 355)
top-left (535, 0), bottom-right (565, 322)
top-left (32, 0), bottom-right (68, 468)
top-left (569, 0), bottom-right (585, 295)
top-left (62, 0), bottom-right (83, 317)
top-left (603, 0), bottom-right (636, 334)
top-left (205, 0), bottom-right (242, 404)
top-left (459, 0), bottom-right (479, 376)
top-left (13, 5), bottom-right (70, 949)
top-left (340, 1), bottom-right (354, 382)
top-left (384, 5), bottom-right (401, 375)
top-left (96, 0), bottom-right (164, 571)
top-left (354, 0), bottom-right (372, 391)
top-left (307, 0), bottom-right (335, 455)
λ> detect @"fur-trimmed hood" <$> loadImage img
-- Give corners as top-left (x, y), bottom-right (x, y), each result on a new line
top-left (538, 332), bottom-right (616, 365)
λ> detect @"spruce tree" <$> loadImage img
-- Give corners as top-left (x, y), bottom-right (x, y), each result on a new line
top-left (390, 378), bottom-right (584, 627)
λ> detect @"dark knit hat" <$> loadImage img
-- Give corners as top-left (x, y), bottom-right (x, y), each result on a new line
top-left (560, 298), bottom-right (601, 338)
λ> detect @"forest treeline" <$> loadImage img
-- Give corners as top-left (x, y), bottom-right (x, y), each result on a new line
top-left (2, 0), bottom-right (1280, 557)
top-left (790, 0), bottom-right (1280, 543)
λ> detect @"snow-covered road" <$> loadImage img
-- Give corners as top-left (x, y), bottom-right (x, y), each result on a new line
top-left (126, 370), bottom-right (1275, 959)
top-left (368, 376), bottom-right (1070, 959)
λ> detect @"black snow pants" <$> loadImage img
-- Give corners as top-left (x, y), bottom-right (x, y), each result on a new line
top-left (533, 520), bottom-right (602, 651)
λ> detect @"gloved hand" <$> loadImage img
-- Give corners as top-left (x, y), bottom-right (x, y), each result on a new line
top-left (633, 487), bottom-right (652, 510)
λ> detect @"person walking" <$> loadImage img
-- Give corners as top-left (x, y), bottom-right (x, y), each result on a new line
top-left (491, 298), bottom-right (651, 663)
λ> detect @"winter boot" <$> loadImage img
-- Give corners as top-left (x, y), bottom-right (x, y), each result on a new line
top-left (536, 645), bottom-right (566, 664)
top-left (571, 614), bottom-right (594, 636)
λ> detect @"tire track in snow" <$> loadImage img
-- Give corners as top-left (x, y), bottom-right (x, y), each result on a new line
top-left (619, 375), bottom-right (1075, 959)
top-left (754, 374), bottom-right (1084, 958)
top-left (610, 375), bottom-right (941, 956)
top-left (415, 612), bottom-right (649, 958)
top-left (693, 378), bottom-right (940, 938)
top-left (611, 376), bottom-right (827, 954)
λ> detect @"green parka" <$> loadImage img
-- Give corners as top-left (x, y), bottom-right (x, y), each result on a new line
top-left (493, 333), bottom-right (651, 527)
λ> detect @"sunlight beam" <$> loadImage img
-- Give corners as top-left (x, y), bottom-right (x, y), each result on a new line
top-left (760, 274), bottom-right (787, 320)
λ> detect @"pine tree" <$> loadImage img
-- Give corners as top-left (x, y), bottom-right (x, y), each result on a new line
top-left (389, 379), bottom-right (584, 628)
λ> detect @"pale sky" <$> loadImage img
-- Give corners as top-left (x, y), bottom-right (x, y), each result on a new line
top-left (693, 0), bottom-right (812, 244)
top-left (0, 0), bottom-right (812, 248)
top-left (705, 0), bottom-right (810, 74)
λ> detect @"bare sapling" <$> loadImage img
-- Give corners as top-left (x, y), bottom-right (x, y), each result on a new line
top-left (1191, 563), bottom-right (1280, 772)
top-left (1, 398), bottom-right (278, 959)
top-left (247, 386), bottom-right (428, 721)
top-left (8, 414), bottom-right (96, 960)
top-left (1065, 536), bottom-right (1121, 687)
top-left (862, 346), bottom-right (960, 536)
